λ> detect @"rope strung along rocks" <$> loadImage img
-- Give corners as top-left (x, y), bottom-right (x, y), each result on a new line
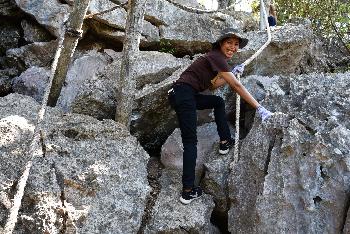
top-left (231, 0), bottom-right (272, 169)
top-left (4, 0), bottom-right (89, 230)
top-left (3, 36), bottom-right (64, 234)
top-left (164, 0), bottom-right (218, 14)
top-left (84, 2), bottom-right (127, 19)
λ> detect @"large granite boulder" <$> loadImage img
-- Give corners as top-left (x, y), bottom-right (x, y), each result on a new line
top-left (230, 23), bottom-right (330, 76)
top-left (12, 66), bottom-right (50, 102)
top-left (227, 72), bottom-right (350, 233)
top-left (21, 19), bottom-right (54, 43)
top-left (173, 0), bottom-right (204, 8)
top-left (11, 49), bottom-right (193, 153)
top-left (202, 152), bottom-right (232, 214)
top-left (2, 40), bottom-right (57, 97)
top-left (144, 0), bottom-right (242, 54)
top-left (57, 50), bottom-right (113, 112)
top-left (14, 0), bottom-right (70, 37)
top-left (87, 0), bottom-right (159, 44)
top-left (0, 93), bottom-right (151, 233)
top-left (13, 0), bottom-right (241, 54)
top-left (6, 40), bottom-right (58, 72)
top-left (161, 122), bottom-right (220, 185)
top-left (144, 169), bottom-right (215, 233)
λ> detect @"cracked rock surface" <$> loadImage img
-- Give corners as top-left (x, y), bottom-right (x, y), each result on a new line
top-left (228, 72), bottom-right (350, 233)
top-left (0, 93), bottom-right (150, 233)
top-left (144, 169), bottom-right (215, 233)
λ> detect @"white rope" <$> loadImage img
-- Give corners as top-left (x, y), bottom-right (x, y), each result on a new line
top-left (232, 0), bottom-right (272, 167)
top-left (3, 38), bottom-right (64, 234)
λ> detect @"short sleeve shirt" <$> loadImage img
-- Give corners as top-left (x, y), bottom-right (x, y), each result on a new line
top-left (175, 49), bottom-right (230, 92)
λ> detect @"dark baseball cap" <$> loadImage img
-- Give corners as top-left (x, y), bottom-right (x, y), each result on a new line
top-left (212, 28), bottom-right (248, 49)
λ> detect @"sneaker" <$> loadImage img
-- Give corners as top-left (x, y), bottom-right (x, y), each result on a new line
top-left (219, 138), bottom-right (234, 154)
top-left (180, 187), bottom-right (203, 204)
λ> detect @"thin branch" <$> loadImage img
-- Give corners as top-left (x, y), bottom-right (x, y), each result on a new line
top-left (164, 0), bottom-right (218, 14)
top-left (322, 2), bottom-right (350, 55)
top-left (330, 21), bottom-right (350, 55)
top-left (84, 2), bottom-right (127, 19)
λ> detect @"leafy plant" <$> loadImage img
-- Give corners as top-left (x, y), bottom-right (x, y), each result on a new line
top-left (271, 0), bottom-right (349, 54)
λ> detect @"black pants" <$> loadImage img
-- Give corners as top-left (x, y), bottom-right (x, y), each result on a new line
top-left (168, 83), bottom-right (231, 189)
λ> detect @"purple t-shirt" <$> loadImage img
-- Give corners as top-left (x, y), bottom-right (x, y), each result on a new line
top-left (175, 49), bottom-right (230, 92)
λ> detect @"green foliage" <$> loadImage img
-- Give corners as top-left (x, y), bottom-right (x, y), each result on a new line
top-left (159, 39), bottom-right (176, 54)
top-left (251, 0), bottom-right (260, 15)
top-left (271, 0), bottom-right (350, 54)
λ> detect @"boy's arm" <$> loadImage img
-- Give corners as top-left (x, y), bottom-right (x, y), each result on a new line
top-left (219, 71), bottom-right (259, 108)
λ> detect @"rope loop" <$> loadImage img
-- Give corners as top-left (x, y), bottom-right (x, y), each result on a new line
top-left (231, 0), bottom-right (272, 170)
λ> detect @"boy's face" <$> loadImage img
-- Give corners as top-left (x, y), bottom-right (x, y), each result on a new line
top-left (220, 37), bottom-right (240, 59)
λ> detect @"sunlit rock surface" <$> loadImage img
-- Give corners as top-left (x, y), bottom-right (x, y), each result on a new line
top-left (0, 93), bottom-right (150, 233)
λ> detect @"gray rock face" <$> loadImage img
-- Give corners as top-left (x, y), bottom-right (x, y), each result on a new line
top-left (228, 117), bottom-right (274, 234)
top-left (0, 0), bottom-right (21, 16)
top-left (88, 0), bottom-right (159, 43)
top-left (202, 153), bottom-right (231, 214)
top-left (144, 169), bottom-right (215, 233)
top-left (13, 0), bottom-right (240, 54)
top-left (14, 0), bottom-right (70, 37)
top-left (89, 0), bottom-right (127, 29)
top-left (344, 208), bottom-right (350, 234)
top-left (0, 93), bottom-right (150, 233)
top-left (57, 50), bottom-right (113, 112)
top-left (8, 46), bottom-right (112, 113)
top-left (173, 0), bottom-right (204, 8)
top-left (144, 0), bottom-right (242, 54)
top-left (12, 66), bottom-right (51, 102)
top-left (131, 53), bottom-right (192, 152)
top-left (0, 68), bottom-right (18, 96)
top-left (6, 40), bottom-right (58, 72)
top-left (0, 22), bottom-right (20, 56)
top-left (10, 49), bottom-right (192, 153)
top-left (21, 20), bottom-right (53, 43)
top-left (230, 23), bottom-right (329, 76)
top-left (228, 72), bottom-right (350, 233)
top-left (161, 123), bottom-right (219, 185)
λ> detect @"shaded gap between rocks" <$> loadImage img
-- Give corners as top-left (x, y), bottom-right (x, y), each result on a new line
top-left (39, 130), bottom-right (46, 157)
top-left (52, 163), bottom-right (68, 234)
top-left (137, 157), bottom-right (163, 233)
top-left (210, 208), bottom-right (230, 234)
top-left (144, 15), bottom-right (167, 27)
top-left (296, 118), bottom-right (317, 135)
top-left (202, 164), bottom-right (231, 233)
top-left (340, 192), bottom-right (350, 233)
top-left (80, 20), bottom-right (124, 52)
top-left (209, 106), bottom-right (258, 233)
top-left (264, 134), bottom-right (276, 175)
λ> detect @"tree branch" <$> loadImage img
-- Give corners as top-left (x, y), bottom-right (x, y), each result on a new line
top-left (163, 0), bottom-right (218, 14)
top-left (329, 20), bottom-right (350, 55)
